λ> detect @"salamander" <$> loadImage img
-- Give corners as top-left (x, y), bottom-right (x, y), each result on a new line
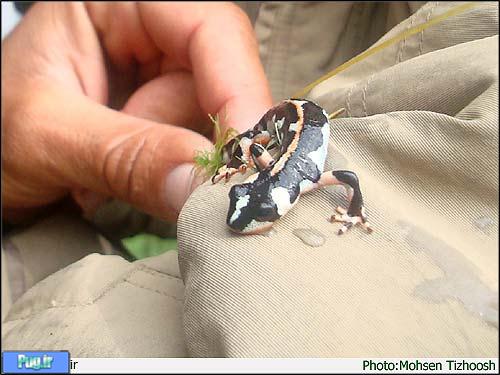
top-left (212, 99), bottom-right (373, 235)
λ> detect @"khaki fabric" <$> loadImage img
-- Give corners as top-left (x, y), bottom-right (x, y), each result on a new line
top-left (2, 210), bottom-right (186, 357)
top-left (1, 211), bottom-right (118, 322)
top-left (253, 1), bottom-right (426, 101)
top-left (178, 2), bottom-right (499, 357)
top-left (2, 250), bottom-right (187, 357)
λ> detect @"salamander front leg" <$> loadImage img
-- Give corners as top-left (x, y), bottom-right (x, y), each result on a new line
top-left (212, 133), bottom-right (273, 184)
top-left (212, 137), bottom-right (255, 184)
top-left (211, 164), bottom-right (250, 184)
top-left (316, 170), bottom-right (373, 235)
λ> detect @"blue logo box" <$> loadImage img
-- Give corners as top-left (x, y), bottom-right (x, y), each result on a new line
top-left (2, 351), bottom-right (70, 374)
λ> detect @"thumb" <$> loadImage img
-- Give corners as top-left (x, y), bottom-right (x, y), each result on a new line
top-left (31, 86), bottom-right (212, 221)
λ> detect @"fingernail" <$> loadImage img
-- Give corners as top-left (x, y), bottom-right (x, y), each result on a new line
top-left (164, 163), bottom-right (204, 214)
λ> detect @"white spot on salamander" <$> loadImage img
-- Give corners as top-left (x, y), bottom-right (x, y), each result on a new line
top-left (289, 121), bottom-right (299, 132)
top-left (244, 219), bottom-right (273, 233)
top-left (271, 186), bottom-right (294, 216)
top-left (229, 194), bottom-right (250, 224)
top-left (322, 109), bottom-right (329, 119)
top-left (306, 123), bottom-right (330, 172)
top-left (299, 179), bottom-right (315, 193)
top-left (322, 121), bottom-right (330, 140)
top-left (291, 99), bottom-right (309, 107)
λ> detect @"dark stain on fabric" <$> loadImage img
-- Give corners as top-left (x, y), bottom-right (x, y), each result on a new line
top-left (398, 220), bottom-right (498, 328)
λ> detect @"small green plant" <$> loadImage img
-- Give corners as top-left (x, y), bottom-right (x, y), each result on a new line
top-left (193, 113), bottom-right (238, 180)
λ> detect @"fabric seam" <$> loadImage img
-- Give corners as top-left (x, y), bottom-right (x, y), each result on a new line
top-left (3, 266), bottom-right (174, 322)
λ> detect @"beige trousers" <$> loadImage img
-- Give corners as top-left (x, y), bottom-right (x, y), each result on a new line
top-left (2, 1), bottom-right (498, 357)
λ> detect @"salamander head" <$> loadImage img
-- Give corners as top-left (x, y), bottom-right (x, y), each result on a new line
top-left (226, 183), bottom-right (279, 234)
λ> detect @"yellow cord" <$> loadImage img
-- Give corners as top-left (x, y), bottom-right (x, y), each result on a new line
top-left (328, 108), bottom-right (346, 120)
top-left (293, 2), bottom-right (477, 98)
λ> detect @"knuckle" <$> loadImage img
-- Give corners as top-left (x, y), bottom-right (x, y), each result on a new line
top-left (97, 127), bottom-right (161, 205)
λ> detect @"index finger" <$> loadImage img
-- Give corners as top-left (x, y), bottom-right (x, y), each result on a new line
top-left (138, 2), bottom-right (273, 133)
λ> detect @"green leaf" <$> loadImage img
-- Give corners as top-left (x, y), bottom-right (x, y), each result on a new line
top-left (121, 233), bottom-right (177, 260)
top-left (193, 113), bottom-right (239, 180)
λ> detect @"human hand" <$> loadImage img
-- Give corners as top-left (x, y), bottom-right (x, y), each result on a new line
top-left (1, 2), bottom-right (272, 223)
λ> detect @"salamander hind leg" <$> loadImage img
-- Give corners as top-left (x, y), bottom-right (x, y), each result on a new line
top-left (211, 165), bottom-right (244, 184)
top-left (316, 170), bottom-right (373, 235)
top-left (250, 143), bottom-right (275, 171)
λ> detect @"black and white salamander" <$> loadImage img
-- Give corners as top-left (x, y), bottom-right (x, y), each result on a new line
top-left (212, 99), bottom-right (373, 235)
